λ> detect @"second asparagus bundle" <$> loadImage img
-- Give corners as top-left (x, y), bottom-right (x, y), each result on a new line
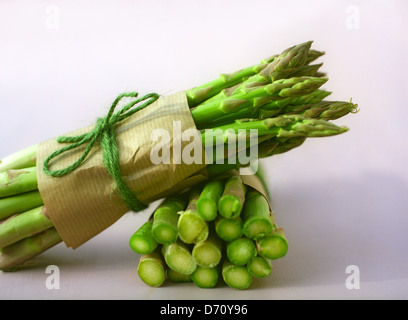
top-left (130, 172), bottom-right (287, 290)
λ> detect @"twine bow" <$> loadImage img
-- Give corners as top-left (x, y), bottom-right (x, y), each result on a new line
top-left (43, 92), bottom-right (160, 212)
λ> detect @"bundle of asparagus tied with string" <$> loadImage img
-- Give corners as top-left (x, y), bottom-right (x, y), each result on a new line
top-left (0, 41), bottom-right (357, 271)
top-left (130, 170), bottom-right (287, 290)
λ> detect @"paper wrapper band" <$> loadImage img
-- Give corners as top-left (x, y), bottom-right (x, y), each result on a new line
top-left (37, 91), bottom-right (208, 249)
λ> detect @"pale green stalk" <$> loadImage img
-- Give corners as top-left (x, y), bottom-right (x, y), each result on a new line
top-left (0, 190), bottom-right (43, 221)
top-left (218, 175), bottom-right (246, 219)
top-left (0, 206), bottom-right (53, 249)
top-left (196, 180), bottom-right (224, 221)
top-left (177, 189), bottom-right (209, 244)
top-left (0, 167), bottom-right (38, 198)
top-left (0, 228), bottom-right (61, 271)
top-left (152, 195), bottom-right (187, 244)
top-left (241, 190), bottom-right (274, 240)
top-left (0, 144), bottom-right (38, 173)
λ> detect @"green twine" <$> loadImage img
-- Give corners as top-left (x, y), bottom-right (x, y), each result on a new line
top-left (43, 92), bottom-right (160, 212)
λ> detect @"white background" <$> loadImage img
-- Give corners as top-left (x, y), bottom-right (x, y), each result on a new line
top-left (0, 0), bottom-right (407, 299)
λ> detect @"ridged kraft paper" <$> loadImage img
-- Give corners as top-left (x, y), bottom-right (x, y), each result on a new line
top-left (37, 91), bottom-right (208, 249)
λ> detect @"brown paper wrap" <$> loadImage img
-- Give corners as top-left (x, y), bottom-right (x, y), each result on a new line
top-left (37, 91), bottom-right (208, 249)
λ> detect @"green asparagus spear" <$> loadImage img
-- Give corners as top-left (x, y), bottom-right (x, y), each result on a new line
top-left (162, 240), bottom-right (197, 275)
top-left (186, 62), bottom-right (269, 107)
top-left (152, 195), bottom-right (187, 244)
top-left (0, 190), bottom-right (43, 221)
top-left (177, 189), bottom-right (209, 244)
top-left (192, 227), bottom-right (223, 268)
top-left (231, 41), bottom-right (312, 94)
top-left (247, 255), bottom-right (272, 278)
top-left (192, 76), bottom-right (328, 127)
top-left (0, 144), bottom-right (38, 173)
top-left (0, 167), bottom-right (38, 198)
top-left (222, 258), bottom-right (253, 290)
top-left (218, 175), bottom-right (246, 218)
top-left (191, 266), bottom-right (219, 288)
top-left (202, 89), bottom-right (331, 128)
top-left (202, 114), bottom-right (348, 151)
top-left (186, 42), bottom-right (324, 108)
top-left (0, 228), bottom-right (61, 271)
top-left (196, 180), bottom-right (224, 221)
top-left (241, 190), bottom-right (274, 240)
top-left (257, 228), bottom-right (288, 260)
top-left (294, 100), bottom-right (359, 120)
top-left (258, 88), bottom-right (331, 114)
top-left (0, 206), bottom-right (53, 249)
top-left (129, 220), bottom-right (158, 255)
top-left (205, 135), bottom-right (306, 176)
top-left (214, 216), bottom-right (243, 242)
top-left (260, 100), bottom-right (358, 120)
top-left (226, 237), bottom-right (257, 266)
top-left (290, 63), bottom-right (324, 77)
top-left (303, 49), bottom-right (325, 64)
top-left (137, 248), bottom-right (166, 287)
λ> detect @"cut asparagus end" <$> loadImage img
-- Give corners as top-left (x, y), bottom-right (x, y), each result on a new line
top-left (177, 210), bottom-right (209, 244)
top-left (247, 256), bottom-right (272, 278)
top-left (152, 196), bottom-right (186, 244)
top-left (218, 175), bottom-right (246, 218)
top-left (162, 241), bottom-right (197, 275)
top-left (215, 217), bottom-right (243, 242)
top-left (257, 229), bottom-right (288, 260)
top-left (218, 195), bottom-right (243, 219)
top-left (196, 198), bottom-right (218, 221)
top-left (226, 237), bottom-right (257, 266)
top-left (129, 221), bottom-right (158, 255)
top-left (191, 266), bottom-right (219, 288)
top-left (137, 250), bottom-right (166, 287)
top-left (152, 224), bottom-right (178, 245)
top-left (222, 259), bottom-right (253, 290)
top-left (243, 217), bottom-right (274, 240)
top-left (192, 241), bottom-right (222, 268)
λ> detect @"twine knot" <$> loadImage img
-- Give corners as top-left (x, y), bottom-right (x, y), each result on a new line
top-left (43, 92), bottom-right (160, 212)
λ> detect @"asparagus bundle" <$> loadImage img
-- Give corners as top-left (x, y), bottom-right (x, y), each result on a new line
top-left (0, 41), bottom-right (356, 271)
top-left (131, 172), bottom-right (286, 290)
